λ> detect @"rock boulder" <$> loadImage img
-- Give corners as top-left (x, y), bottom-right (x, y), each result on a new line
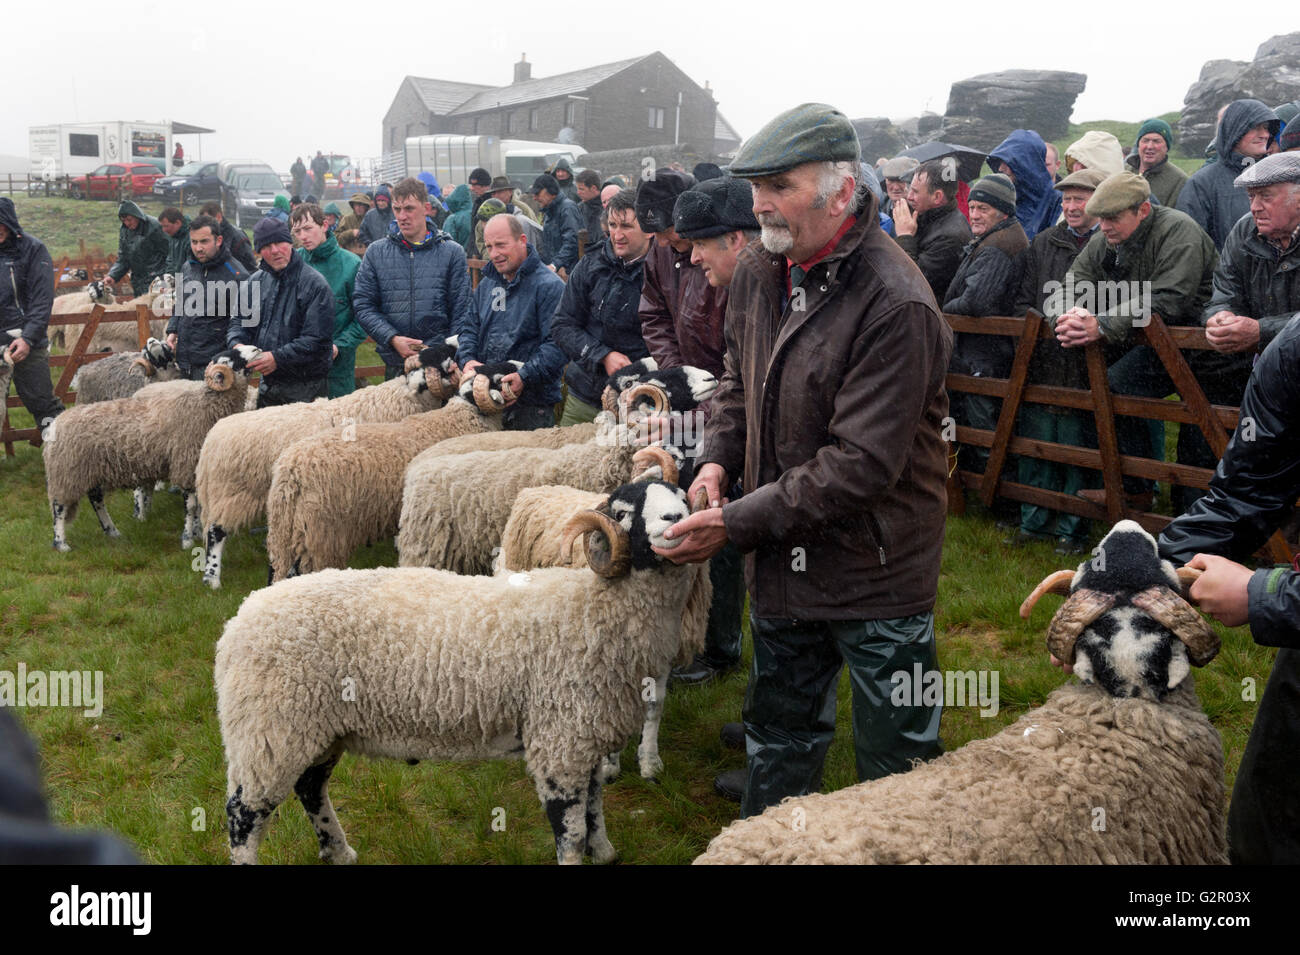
top-left (935, 70), bottom-right (1087, 151)
top-left (1179, 33), bottom-right (1300, 156)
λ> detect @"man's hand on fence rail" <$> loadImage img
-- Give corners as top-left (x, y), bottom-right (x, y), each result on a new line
top-left (1055, 306), bottom-right (1101, 348)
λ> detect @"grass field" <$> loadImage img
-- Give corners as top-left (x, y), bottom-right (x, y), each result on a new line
top-left (0, 387), bottom-right (1276, 863)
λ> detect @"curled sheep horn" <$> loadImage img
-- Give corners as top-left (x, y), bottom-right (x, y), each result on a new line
top-left (1019, 570), bottom-right (1076, 619)
top-left (424, 366), bottom-right (457, 400)
top-left (403, 352), bottom-right (423, 373)
top-left (559, 509), bottom-right (631, 578)
top-left (1130, 586), bottom-right (1220, 666)
top-left (472, 374), bottom-right (505, 413)
top-left (1045, 589), bottom-right (1118, 665)
top-left (601, 385), bottom-right (619, 414)
top-left (622, 383), bottom-right (669, 417)
top-left (632, 446), bottom-right (678, 485)
top-left (132, 356), bottom-right (157, 377)
top-left (204, 362), bottom-right (235, 392)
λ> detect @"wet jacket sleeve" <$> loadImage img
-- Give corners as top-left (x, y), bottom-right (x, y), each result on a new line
top-left (275, 276), bottom-right (334, 370)
top-left (554, 204), bottom-right (583, 273)
top-left (722, 301), bottom-right (946, 551)
top-left (335, 263), bottom-right (368, 349)
top-left (445, 244), bottom-right (475, 351)
top-left (1248, 567), bottom-right (1300, 649)
top-left (1159, 326), bottom-right (1300, 565)
top-left (550, 261), bottom-right (610, 374)
top-left (1176, 176), bottom-right (1213, 241)
top-left (140, 225), bottom-right (169, 281)
top-left (353, 253), bottom-right (399, 347)
top-left (518, 277), bottom-right (567, 389)
top-left (639, 254), bottom-right (684, 369)
top-left (896, 230), bottom-right (964, 301)
top-left (457, 283), bottom-right (485, 364)
top-left (20, 242), bottom-right (54, 345)
top-left (697, 297), bottom-right (747, 482)
top-left (942, 248), bottom-right (1014, 316)
top-left (1208, 222), bottom-right (1299, 348)
top-left (107, 228), bottom-right (129, 282)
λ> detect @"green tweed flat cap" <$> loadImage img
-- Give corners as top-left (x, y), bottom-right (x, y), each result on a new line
top-left (1085, 172), bottom-right (1152, 217)
top-left (729, 103), bottom-right (861, 178)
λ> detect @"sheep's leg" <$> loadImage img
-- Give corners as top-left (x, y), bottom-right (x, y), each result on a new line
top-left (202, 524), bottom-right (227, 590)
top-left (293, 754), bottom-right (355, 865)
top-left (540, 775), bottom-right (590, 866)
top-left (88, 487), bottom-right (120, 538)
top-left (132, 485), bottom-right (153, 522)
top-left (180, 491), bottom-right (200, 549)
top-left (583, 766), bottom-right (617, 865)
top-left (598, 752), bottom-right (621, 784)
top-left (636, 671), bottom-right (669, 780)
top-left (51, 500), bottom-right (72, 552)
top-left (226, 785), bottom-right (275, 865)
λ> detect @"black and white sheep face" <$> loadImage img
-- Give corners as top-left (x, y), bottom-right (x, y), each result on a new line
top-left (412, 341), bottom-right (460, 394)
top-left (457, 360), bottom-right (523, 406)
top-left (605, 481), bottom-right (689, 570)
top-left (605, 358), bottom-right (659, 396)
top-left (1069, 521), bottom-right (1194, 701)
top-left (86, 280), bottom-right (115, 305)
top-left (142, 337), bottom-right (174, 370)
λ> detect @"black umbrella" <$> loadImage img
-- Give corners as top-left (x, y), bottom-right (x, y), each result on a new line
top-left (897, 142), bottom-right (987, 183)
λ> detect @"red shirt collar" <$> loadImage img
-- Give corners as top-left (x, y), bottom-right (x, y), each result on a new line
top-left (787, 214), bottom-right (857, 274)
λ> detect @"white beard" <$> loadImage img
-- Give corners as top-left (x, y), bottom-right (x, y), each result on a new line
top-left (760, 225), bottom-right (793, 254)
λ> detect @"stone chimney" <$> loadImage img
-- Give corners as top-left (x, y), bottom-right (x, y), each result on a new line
top-left (514, 54), bottom-right (531, 85)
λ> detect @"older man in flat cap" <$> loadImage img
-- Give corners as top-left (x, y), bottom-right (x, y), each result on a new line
top-left (1055, 172), bottom-right (1221, 515)
top-left (655, 103), bottom-right (953, 816)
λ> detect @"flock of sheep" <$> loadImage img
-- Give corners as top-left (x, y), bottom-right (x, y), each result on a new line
top-left (23, 303), bottom-right (1234, 864)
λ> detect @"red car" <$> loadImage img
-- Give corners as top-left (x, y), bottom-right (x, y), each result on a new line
top-left (68, 163), bottom-right (164, 200)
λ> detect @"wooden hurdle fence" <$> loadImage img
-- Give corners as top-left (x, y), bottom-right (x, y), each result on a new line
top-left (944, 311), bottom-right (1292, 562)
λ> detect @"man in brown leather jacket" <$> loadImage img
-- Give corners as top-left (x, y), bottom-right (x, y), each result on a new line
top-left (657, 104), bottom-right (953, 817)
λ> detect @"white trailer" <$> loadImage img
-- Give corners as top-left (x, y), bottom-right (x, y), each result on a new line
top-left (403, 135), bottom-right (583, 192)
top-left (29, 121), bottom-right (174, 180)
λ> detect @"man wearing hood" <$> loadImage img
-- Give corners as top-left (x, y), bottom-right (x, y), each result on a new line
top-left (158, 207), bottom-right (191, 277)
top-left (359, 185), bottom-right (395, 245)
top-left (292, 203), bottom-right (365, 397)
top-left (229, 218), bottom-right (334, 408)
top-left (104, 199), bottom-right (168, 297)
top-left (457, 215), bottom-right (566, 431)
top-left (265, 194), bottom-right (291, 225)
top-left (1126, 118), bottom-right (1189, 209)
top-left (1064, 130), bottom-right (1126, 179)
top-left (549, 157), bottom-right (579, 203)
top-left (338, 193), bottom-right (371, 234)
top-left (199, 202), bottom-right (257, 272)
top-left (443, 184), bottom-right (474, 250)
top-left (1179, 100), bottom-right (1280, 250)
top-left (0, 198), bottom-right (63, 428)
top-left (353, 177), bottom-right (472, 379)
top-left (988, 129), bottom-right (1062, 241)
top-left (417, 172), bottom-right (449, 229)
top-left (166, 213), bottom-right (252, 380)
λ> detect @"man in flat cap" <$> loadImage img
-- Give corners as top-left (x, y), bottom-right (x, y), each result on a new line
top-left (1013, 167), bottom-right (1106, 553)
top-left (1054, 172), bottom-right (1221, 515)
top-left (655, 104), bottom-right (952, 816)
top-left (635, 168), bottom-right (740, 687)
top-left (1202, 153), bottom-right (1300, 358)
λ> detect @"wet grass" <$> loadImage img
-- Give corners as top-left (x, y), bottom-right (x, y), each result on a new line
top-left (0, 404), bottom-right (1274, 863)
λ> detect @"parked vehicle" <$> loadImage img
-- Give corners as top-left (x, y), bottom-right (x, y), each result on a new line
top-left (217, 159), bottom-right (288, 228)
top-left (29, 121), bottom-right (173, 180)
top-left (68, 162), bottom-right (165, 200)
top-left (402, 135), bottom-right (583, 192)
top-left (153, 161), bottom-right (221, 204)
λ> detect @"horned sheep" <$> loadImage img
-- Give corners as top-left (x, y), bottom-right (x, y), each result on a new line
top-left (262, 364), bottom-right (519, 580)
top-left (216, 480), bottom-right (697, 864)
top-left (694, 521), bottom-right (1228, 865)
top-left (43, 347), bottom-right (261, 552)
top-left (193, 342), bottom-right (460, 589)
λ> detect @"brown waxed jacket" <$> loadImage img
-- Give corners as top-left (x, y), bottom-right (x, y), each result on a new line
top-left (700, 200), bottom-right (953, 620)
top-left (639, 237), bottom-right (728, 422)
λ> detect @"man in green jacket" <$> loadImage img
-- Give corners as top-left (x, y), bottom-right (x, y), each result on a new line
top-left (1125, 118), bottom-right (1189, 209)
top-left (105, 199), bottom-right (168, 296)
top-left (1052, 172), bottom-right (1219, 514)
top-left (290, 203), bottom-right (365, 396)
top-left (158, 207), bottom-right (190, 278)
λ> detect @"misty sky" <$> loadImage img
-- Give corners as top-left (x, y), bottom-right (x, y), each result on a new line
top-left (3, 2), bottom-right (1290, 171)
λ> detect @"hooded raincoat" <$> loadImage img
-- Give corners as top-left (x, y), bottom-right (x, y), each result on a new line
top-left (298, 233), bottom-right (365, 396)
top-left (988, 130), bottom-right (1062, 241)
top-left (106, 199), bottom-right (169, 296)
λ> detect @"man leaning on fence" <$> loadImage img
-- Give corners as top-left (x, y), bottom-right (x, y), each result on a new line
top-left (166, 214), bottom-right (251, 380)
top-left (0, 197), bottom-right (63, 429)
top-left (657, 104), bottom-right (951, 817)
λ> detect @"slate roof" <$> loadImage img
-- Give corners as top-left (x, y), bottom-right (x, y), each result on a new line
top-left (408, 77), bottom-right (494, 115)
top-left (714, 112), bottom-right (741, 143)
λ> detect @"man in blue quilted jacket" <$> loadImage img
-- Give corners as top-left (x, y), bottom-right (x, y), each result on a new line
top-left (353, 177), bottom-right (474, 379)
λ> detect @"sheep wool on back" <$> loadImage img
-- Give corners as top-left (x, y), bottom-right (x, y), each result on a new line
top-left (694, 679), bottom-right (1226, 865)
top-left (265, 398), bottom-right (502, 579)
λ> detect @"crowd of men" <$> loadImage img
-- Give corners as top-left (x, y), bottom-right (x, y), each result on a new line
top-left (3, 95), bottom-right (1298, 864)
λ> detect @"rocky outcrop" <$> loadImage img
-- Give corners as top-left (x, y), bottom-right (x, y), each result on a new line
top-left (935, 70), bottom-right (1087, 151)
top-left (851, 118), bottom-right (904, 166)
top-left (1179, 33), bottom-right (1300, 156)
